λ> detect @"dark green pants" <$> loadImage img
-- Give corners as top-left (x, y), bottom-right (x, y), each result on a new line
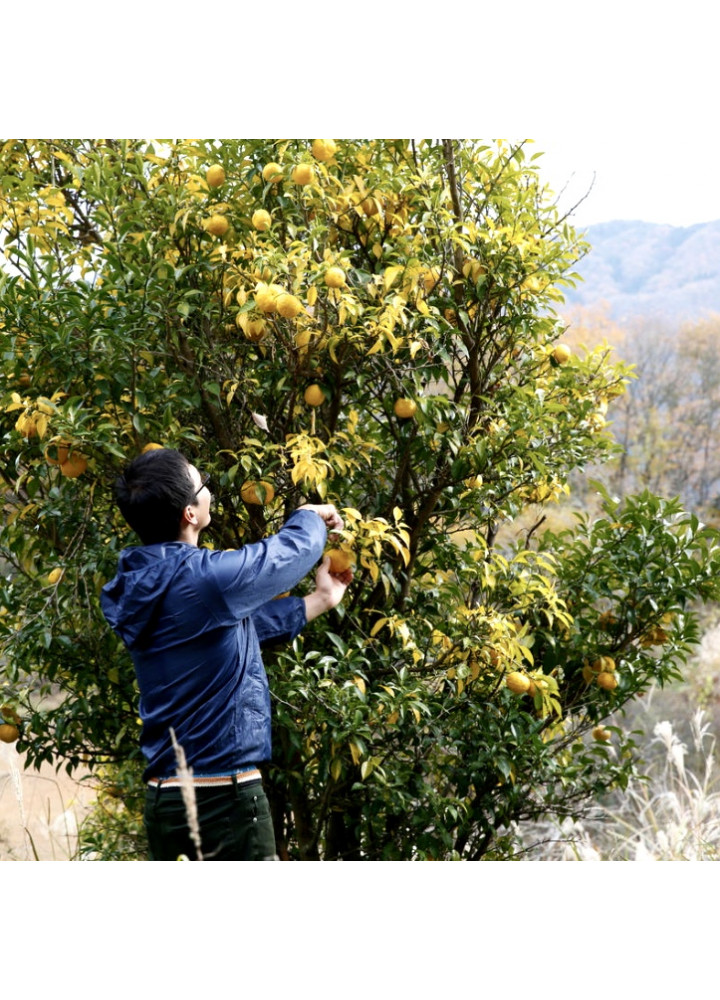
top-left (144, 778), bottom-right (277, 861)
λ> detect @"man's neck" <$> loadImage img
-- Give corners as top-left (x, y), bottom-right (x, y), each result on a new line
top-left (177, 526), bottom-right (200, 546)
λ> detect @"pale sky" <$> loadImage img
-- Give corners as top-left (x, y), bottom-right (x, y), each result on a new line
top-left (9, 2), bottom-right (717, 235)
top-left (536, 138), bottom-right (720, 230)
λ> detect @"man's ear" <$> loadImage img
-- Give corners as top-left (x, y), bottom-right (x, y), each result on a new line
top-left (181, 503), bottom-right (198, 527)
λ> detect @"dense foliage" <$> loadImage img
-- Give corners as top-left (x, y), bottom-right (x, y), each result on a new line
top-left (2, 139), bottom-right (719, 859)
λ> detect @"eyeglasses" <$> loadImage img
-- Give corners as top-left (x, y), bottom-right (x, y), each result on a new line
top-left (192, 473), bottom-right (211, 501)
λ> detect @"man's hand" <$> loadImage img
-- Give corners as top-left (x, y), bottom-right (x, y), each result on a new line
top-left (303, 555), bottom-right (353, 622)
top-left (297, 503), bottom-right (344, 533)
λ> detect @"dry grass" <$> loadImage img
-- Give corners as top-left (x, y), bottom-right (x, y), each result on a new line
top-left (0, 741), bottom-right (95, 860)
top-left (514, 709), bottom-right (720, 861)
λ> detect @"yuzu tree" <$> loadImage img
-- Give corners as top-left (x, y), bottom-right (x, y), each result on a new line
top-left (1, 139), bottom-right (719, 859)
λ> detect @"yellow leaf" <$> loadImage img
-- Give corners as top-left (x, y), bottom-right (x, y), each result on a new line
top-left (349, 740), bottom-right (362, 765)
top-left (331, 757), bottom-right (342, 781)
top-left (6, 393), bottom-right (25, 412)
top-left (367, 338), bottom-right (384, 356)
top-left (353, 676), bottom-right (366, 694)
top-left (411, 707), bottom-right (421, 724)
top-left (383, 265), bottom-right (404, 292)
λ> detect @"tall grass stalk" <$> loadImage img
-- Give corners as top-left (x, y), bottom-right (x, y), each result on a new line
top-left (8, 746), bottom-right (40, 859)
top-left (516, 710), bottom-right (720, 860)
top-left (169, 727), bottom-right (203, 861)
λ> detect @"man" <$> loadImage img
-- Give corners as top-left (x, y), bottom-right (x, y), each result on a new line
top-left (101, 448), bottom-right (351, 860)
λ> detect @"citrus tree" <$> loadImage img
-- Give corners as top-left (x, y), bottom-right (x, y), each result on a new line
top-left (2, 139), bottom-right (719, 860)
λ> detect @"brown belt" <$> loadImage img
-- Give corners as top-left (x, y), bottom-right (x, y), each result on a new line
top-left (147, 768), bottom-right (262, 789)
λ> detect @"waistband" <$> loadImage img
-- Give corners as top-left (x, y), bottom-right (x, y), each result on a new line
top-left (146, 767), bottom-right (262, 789)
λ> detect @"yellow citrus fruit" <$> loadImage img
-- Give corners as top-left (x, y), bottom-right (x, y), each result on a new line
top-left (394, 398), bottom-right (417, 419)
top-left (142, 442), bottom-right (163, 453)
top-left (252, 209), bottom-right (272, 231)
top-left (311, 139), bottom-right (337, 162)
top-left (47, 568), bottom-right (64, 585)
top-left (596, 671), bottom-right (618, 691)
top-left (45, 441), bottom-right (70, 466)
top-left (361, 196), bottom-right (380, 216)
top-left (276, 293), bottom-right (303, 319)
top-left (291, 163), bottom-right (314, 185)
top-left (506, 671), bottom-right (531, 694)
top-left (262, 162), bottom-right (283, 184)
top-left (304, 384), bottom-right (325, 406)
top-left (552, 343), bottom-right (571, 364)
top-left (325, 266), bottom-right (346, 288)
top-left (592, 725), bottom-right (612, 742)
top-left (206, 164), bottom-right (226, 187)
top-left (255, 283), bottom-right (284, 314)
top-left (0, 723), bottom-right (20, 744)
top-left (205, 214), bottom-right (229, 236)
top-left (240, 480), bottom-right (275, 505)
top-left (325, 549), bottom-right (354, 573)
top-left (60, 453), bottom-right (88, 478)
top-left (591, 655), bottom-right (616, 673)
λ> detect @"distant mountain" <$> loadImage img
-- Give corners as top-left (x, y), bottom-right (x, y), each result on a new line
top-left (560, 220), bottom-right (720, 323)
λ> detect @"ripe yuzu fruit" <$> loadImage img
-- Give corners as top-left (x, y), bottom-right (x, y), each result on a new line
top-left (304, 384), bottom-right (325, 407)
top-left (205, 214), bottom-right (229, 236)
top-left (240, 481), bottom-right (275, 505)
top-left (206, 164), bottom-right (226, 187)
top-left (393, 398), bottom-right (417, 419)
top-left (506, 672), bottom-right (531, 694)
top-left (252, 209), bottom-right (272, 231)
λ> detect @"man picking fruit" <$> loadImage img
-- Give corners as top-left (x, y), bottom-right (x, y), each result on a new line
top-left (101, 448), bottom-right (351, 860)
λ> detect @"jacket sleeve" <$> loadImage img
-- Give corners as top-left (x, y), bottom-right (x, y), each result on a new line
top-left (252, 596), bottom-right (307, 647)
top-left (204, 509), bottom-right (326, 624)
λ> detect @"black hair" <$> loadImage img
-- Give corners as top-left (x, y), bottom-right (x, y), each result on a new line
top-left (115, 449), bottom-right (197, 545)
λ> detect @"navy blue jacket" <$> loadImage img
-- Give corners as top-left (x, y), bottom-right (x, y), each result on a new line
top-left (101, 509), bottom-right (326, 780)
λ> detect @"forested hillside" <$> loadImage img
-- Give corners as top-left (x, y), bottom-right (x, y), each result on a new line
top-left (562, 220), bottom-right (720, 322)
